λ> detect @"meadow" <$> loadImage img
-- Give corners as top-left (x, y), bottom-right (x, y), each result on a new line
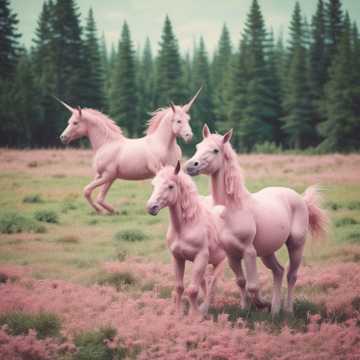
top-left (0, 149), bottom-right (359, 359)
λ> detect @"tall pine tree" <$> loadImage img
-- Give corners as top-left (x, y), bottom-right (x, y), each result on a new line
top-left (110, 22), bottom-right (137, 136)
top-left (325, 0), bottom-right (344, 62)
top-left (282, 2), bottom-right (314, 149)
top-left (83, 8), bottom-right (105, 110)
top-left (155, 16), bottom-right (183, 106)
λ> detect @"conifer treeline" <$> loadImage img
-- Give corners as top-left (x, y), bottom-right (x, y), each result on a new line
top-left (0, 0), bottom-right (359, 152)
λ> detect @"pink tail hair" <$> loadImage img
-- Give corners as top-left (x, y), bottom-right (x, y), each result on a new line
top-left (303, 185), bottom-right (329, 240)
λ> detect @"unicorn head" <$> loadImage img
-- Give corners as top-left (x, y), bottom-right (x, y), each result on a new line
top-left (57, 98), bottom-right (87, 144)
top-left (185, 124), bottom-right (233, 176)
top-left (147, 161), bottom-right (200, 222)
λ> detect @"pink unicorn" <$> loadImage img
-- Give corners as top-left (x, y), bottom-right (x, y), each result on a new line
top-left (58, 89), bottom-right (201, 213)
top-left (146, 162), bottom-right (226, 316)
top-left (185, 125), bottom-right (329, 315)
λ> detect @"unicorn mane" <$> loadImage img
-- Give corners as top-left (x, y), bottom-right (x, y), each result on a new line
top-left (146, 106), bottom-right (175, 135)
top-left (158, 166), bottom-right (202, 223)
top-left (212, 135), bottom-right (246, 207)
top-left (84, 108), bottom-right (123, 137)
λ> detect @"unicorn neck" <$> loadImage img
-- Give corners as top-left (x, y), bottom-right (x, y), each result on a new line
top-left (169, 202), bottom-right (183, 234)
top-left (87, 122), bottom-right (117, 151)
top-left (210, 166), bottom-right (249, 208)
top-left (152, 111), bottom-right (176, 149)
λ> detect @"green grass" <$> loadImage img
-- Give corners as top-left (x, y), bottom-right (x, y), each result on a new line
top-left (22, 194), bottom-right (44, 203)
top-left (96, 271), bottom-right (138, 290)
top-left (73, 327), bottom-right (127, 360)
top-left (0, 212), bottom-right (46, 234)
top-left (0, 311), bottom-right (61, 339)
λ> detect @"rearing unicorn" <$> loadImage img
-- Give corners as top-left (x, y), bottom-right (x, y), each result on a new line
top-left (58, 89), bottom-right (201, 213)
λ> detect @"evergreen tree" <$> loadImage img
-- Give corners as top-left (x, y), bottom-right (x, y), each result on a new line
top-left (31, 0), bottom-right (58, 146)
top-left (155, 15), bottom-right (183, 106)
top-left (282, 1), bottom-right (314, 149)
top-left (235, 0), bottom-right (275, 150)
top-left (325, 0), bottom-right (344, 61)
top-left (0, 0), bottom-right (21, 80)
top-left (191, 37), bottom-right (214, 141)
top-left (310, 0), bottom-right (327, 99)
top-left (228, 37), bottom-right (250, 150)
top-left (99, 32), bottom-right (110, 111)
top-left (136, 38), bottom-right (155, 134)
top-left (110, 22), bottom-right (137, 136)
top-left (212, 24), bottom-right (232, 125)
top-left (181, 51), bottom-right (192, 103)
top-left (319, 12), bottom-right (360, 151)
top-left (83, 8), bottom-right (105, 110)
top-left (52, 0), bottom-right (86, 108)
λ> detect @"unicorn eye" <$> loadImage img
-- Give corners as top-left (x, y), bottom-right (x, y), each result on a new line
top-left (177, 120), bottom-right (181, 124)
top-left (73, 121), bottom-right (78, 126)
top-left (213, 149), bottom-right (219, 154)
top-left (168, 184), bottom-right (174, 190)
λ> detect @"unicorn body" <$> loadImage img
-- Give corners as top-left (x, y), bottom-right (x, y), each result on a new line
top-left (185, 125), bottom-right (329, 315)
top-left (147, 163), bottom-right (226, 316)
top-left (58, 90), bottom-right (200, 213)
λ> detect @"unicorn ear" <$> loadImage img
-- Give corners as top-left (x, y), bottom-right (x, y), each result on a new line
top-left (183, 86), bottom-right (202, 112)
top-left (223, 129), bottom-right (233, 144)
top-left (170, 102), bottom-right (176, 113)
top-left (202, 124), bottom-right (210, 138)
top-left (174, 160), bottom-right (181, 175)
top-left (77, 106), bottom-right (82, 117)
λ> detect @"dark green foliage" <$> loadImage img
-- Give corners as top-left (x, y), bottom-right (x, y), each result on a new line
top-left (0, 212), bottom-right (46, 234)
top-left (0, 311), bottom-right (61, 339)
top-left (34, 210), bottom-right (59, 224)
top-left (82, 8), bottom-right (105, 110)
top-left (155, 16), bottom-right (184, 106)
top-left (335, 217), bottom-right (358, 227)
top-left (114, 229), bottom-right (147, 242)
top-left (97, 271), bottom-right (137, 290)
top-left (0, 0), bottom-right (21, 80)
top-left (282, 2), bottom-right (314, 149)
top-left (253, 141), bottom-right (282, 154)
top-left (110, 22), bottom-right (137, 136)
top-left (23, 194), bottom-right (44, 204)
top-left (74, 327), bottom-right (127, 360)
top-left (191, 37), bottom-right (214, 143)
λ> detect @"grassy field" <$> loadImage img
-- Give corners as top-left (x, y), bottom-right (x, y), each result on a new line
top-left (0, 149), bottom-right (359, 359)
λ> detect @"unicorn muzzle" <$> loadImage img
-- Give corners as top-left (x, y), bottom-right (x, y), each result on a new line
top-left (60, 134), bottom-right (69, 144)
top-left (185, 160), bottom-right (201, 176)
top-left (147, 203), bottom-right (160, 216)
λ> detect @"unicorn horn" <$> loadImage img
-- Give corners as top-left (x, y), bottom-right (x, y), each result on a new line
top-left (183, 86), bottom-right (202, 113)
top-left (53, 96), bottom-right (74, 113)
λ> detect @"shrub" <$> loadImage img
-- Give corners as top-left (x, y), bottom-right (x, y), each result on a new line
top-left (0, 312), bottom-right (61, 339)
top-left (62, 201), bottom-right (77, 213)
top-left (97, 271), bottom-right (137, 291)
top-left (253, 141), bottom-right (282, 154)
top-left (335, 217), bottom-right (358, 227)
top-left (115, 248), bottom-right (128, 262)
top-left (0, 272), bottom-right (9, 283)
top-left (325, 201), bottom-right (341, 211)
top-left (23, 194), bottom-right (44, 204)
top-left (0, 212), bottom-right (46, 234)
top-left (346, 232), bottom-right (360, 243)
top-left (74, 327), bottom-right (127, 360)
top-left (34, 210), bottom-right (59, 224)
top-left (347, 201), bottom-right (360, 210)
top-left (114, 229), bottom-right (147, 242)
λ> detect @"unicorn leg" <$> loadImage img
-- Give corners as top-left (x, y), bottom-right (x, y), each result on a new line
top-left (200, 259), bottom-right (226, 315)
top-left (173, 256), bottom-right (185, 316)
top-left (261, 253), bottom-right (284, 316)
top-left (285, 240), bottom-right (305, 313)
top-left (83, 175), bottom-right (111, 213)
top-left (227, 255), bottom-right (248, 309)
top-left (188, 251), bottom-right (209, 317)
top-left (243, 245), bottom-right (270, 310)
top-left (96, 179), bottom-right (116, 214)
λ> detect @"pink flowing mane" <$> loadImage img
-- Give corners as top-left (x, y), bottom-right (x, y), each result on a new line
top-left (213, 135), bottom-right (246, 207)
top-left (84, 108), bottom-right (123, 137)
top-left (146, 107), bottom-right (173, 135)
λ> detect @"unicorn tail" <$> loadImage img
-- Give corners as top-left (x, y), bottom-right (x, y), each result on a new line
top-left (303, 185), bottom-right (329, 240)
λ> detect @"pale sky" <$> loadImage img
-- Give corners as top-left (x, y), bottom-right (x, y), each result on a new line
top-left (11, 0), bottom-right (360, 55)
